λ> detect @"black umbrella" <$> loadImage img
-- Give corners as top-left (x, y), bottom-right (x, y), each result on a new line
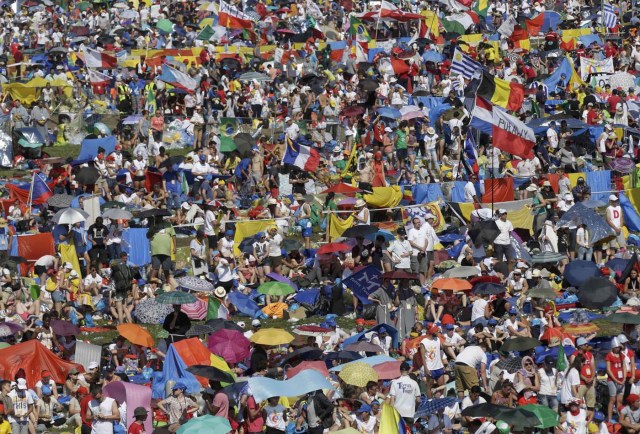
top-left (186, 365), bottom-right (235, 383)
top-left (495, 357), bottom-right (524, 374)
top-left (461, 403), bottom-right (538, 426)
top-left (239, 235), bottom-right (257, 254)
top-left (412, 90), bottom-right (430, 96)
top-left (75, 167), bottom-right (100, 185)
top-left (468, 220), bottom-right (500, 245)
top-left (342, 225), bottom-right (378, 238)
top-left (185, 324), bottom-right (215, 337)
top-left (205, 318), bottom-right (244, 333)
top-left (280, 347), bottom-right (324, 366)
top-left (358, 78), bottom-right (379, 91)
top-left (220, 58), bottom-right (241, 70)
top-left (159, 155), bottom-right (184, 169)
top-left (578, 277), bottom-right (618, 309)
top-left (326, 350), bottom-right (362, 362)
top-left (234, 133), bottom-right (257, 156)
top-left (7, 256), bottom-right (27, 264)
top-left (101, 201), bottom-right (127, 210)
top-left (137, 208), bottom-right (172, 219)
top-left (500, 337), bottom-right (542, 352)
top-left (473, 282), bottom-right (506, 295)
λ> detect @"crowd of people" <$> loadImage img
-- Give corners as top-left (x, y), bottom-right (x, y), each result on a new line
top-left (2, 0), bottom-right (640, 432)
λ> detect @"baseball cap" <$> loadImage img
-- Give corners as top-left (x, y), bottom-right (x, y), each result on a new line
top-left (593, 411), bottom-right (605, 421)
top-left (609, 194), bottom-right (618, 201)
top-left (400, 362), bottom-right (411, 372)
top-left (41, 370), bottom-right (52, 377)
top-left (88, 361), bottom-right (99, 370)
top-left (17, 379), bottom-right (27, 390)
top-left (628, 394), bottom-right (640, 405)
top-left (544, 355), bottom-right (555, 365)
top-left (576, 337), bottom-right (588, 346)
top-left (356, 318), bottom-right (365, 325)
top-left (63, 262), bottom-right (73, 270)
top-left (488, 319), bottom-right (498, 325)
top-left (428, 324), bottom-right (439, 335)
top-left (498, 208), bottom-right (507, 215)
top-left (445, 324), bottom-right (455, 330)
top-left (225, 229), bottom-right (234, 236)
top-left (252, 319), bottom-right (261, 327)
top-left (508, 307), bottom-right (517, 315)
top-left (41, 385), bottom-right (52, 396)
top-left (172, 382), bottom-right (187, 391)
top-left (357, 404), bottom-right (372, 413)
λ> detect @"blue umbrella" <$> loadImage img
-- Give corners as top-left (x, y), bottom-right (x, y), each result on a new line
top-left (227, 291), bottom-right (261, 318)
top-left (473, 282), bottom-right (506, 295)
top-left (581, 199), bottom-right (607, 208)
top-left (422, 50), bottom-right (444, 62)
top-left (557, 203), bottom-right (615, 243)
top-left (605, 258), bottom-right (631, 274)
top-left (365, 230), bottom-right (396, 242)
top-left (563, 260), bottom-right (601, 287)
top-left (343, 323), bottom-right (399, 349)
top-left (265, 272), bottom-right (298, 290)
top-left (415, 397), bottom-right (459, 419)
top-left (377, 107), bottom-right (401, 119)
top-left (438, 233), bottom-right (464, 244)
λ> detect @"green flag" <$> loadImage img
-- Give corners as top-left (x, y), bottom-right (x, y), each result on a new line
top-left (207, 297), bottom-right (229, 320)
top-left (197, 25), bottom-right (216, 41)
top-left (145, 88), bottom-right (156, 115)
top-left (556, 344), bottom-right (567, 371)
top-left (349, 16), bottom-right (371, 42)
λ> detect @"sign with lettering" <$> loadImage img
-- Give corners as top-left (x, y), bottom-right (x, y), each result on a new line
top-left (343, 265), bottom-right (382, 305)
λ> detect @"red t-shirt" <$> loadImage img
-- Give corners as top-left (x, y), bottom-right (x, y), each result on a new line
top-left (606, 352), bottom-right (625, 382)
top-left (80, 395), bottom-right (93, 428)
top-left (245, 396), bottom-right (264, 433)
top-left (128, 422), bottom-right (145, 434)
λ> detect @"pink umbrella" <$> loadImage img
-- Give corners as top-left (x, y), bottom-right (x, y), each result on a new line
top-left (338, 197), bottom-right (356, 206)
top-left (181, 299), bottom-right (207, 320)
top-left (286, 361), bottom-right (329, 379)
top-left (373, 361), bottom-right (402, 380)
top-left (207, 329), bottom-right (251, 363)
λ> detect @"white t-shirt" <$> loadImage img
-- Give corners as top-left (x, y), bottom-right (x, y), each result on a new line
top-left (607, 205), bottom-right (623, 230)
top-left (9, 389), bottom-right (34, 423)
top-left (420, 337), bottom-right (444, 371)
top-left (494, 218), bottom-right (513, 246)
top-left (407, 226), bottom-right (427, 255)
top-left (389, 375), bottom-right (421, 418)
top-left (464, 182), bottom-right (477, 202)
top-left (564, 408), bottom-right (587, 434)
top-left (471, 298), bottom-right (488, 322)
top-left (461, 395), bottom-right (486, 410)
top-left (204, 210), bottom-right (216, 237)
top-left (455, 346), bottom-right (487, 368)
top-left (560, 368), bottom-right (580, 404)
top-left (388, 239), bottom-right (412, 270)
top-left (268, 233), bottom-right (283, 257)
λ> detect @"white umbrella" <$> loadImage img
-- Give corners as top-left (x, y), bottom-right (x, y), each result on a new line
top-left (53, 208), bottom-right (89, 225)
top-left (102, 208), bottom-right (133, 220)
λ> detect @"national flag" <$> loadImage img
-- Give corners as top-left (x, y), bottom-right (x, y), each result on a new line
top-left (379, 404), bottom-right (411, 434)
top-left (158, 64), bottom-right (197, 92)
top-left (405, 202), bottom-right (445, 232)
top-left (218, 0), bottom-right (254, 29)
top-left (282, 137), bottom-right (320, 172)
top-left (82, 47), bottom-right (117, 69)
top-left (354, 41), bottom-right (369, 63)
top-left (470, 96), bottom-right (535, 159)
top-left (464, 131), bottom-right (479, 173)
top-left (206, 297), bottom-right (229, 320)
top-left (439, 0), bottom-right (469, 12)
top-left (197, 24), bottom-right (216, 41)
top-left (87, 69), bottom-right (111, 86)
top-left (472, 0), bottom-right (488, 16)
top-left (441, 11), bottom-right (479, 34)
top-left (497, 15), bottom-right (517, 37)
top-left (476, 70), bottom-right (525, 111)
top-left (328, 40), bottom-right (348, 62)
top-left (180, 171), bottom-right (189, 195)
top-left (349, 16), bottom-right (371, 41)
top-left (543, 56), bottom-right (584, 93)
top-left (379, 0), bottom-right (399, 17)
top-left (556, 343), bottom-right (567, 371)
top-left (560, 37), bottom-right (576, 51)
top-left (603, 1), bottom-right (617, 28)
top-left (391, 57), bottom-right (410, 75)
top-left (29, 173), bottom-right (53, 205)
top-left (451, 47), bottom-right (482, 80)
top-left (306, 0), bottom-right (323, 18)
top-left (524, 11), bottom-right (561, 36)
top-left (421, 10), bottom-right (441, 37)
top-left (146, 87), bottom-right (157, 115)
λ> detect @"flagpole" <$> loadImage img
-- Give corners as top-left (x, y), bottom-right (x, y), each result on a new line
top-left (27, 173), bottom-right (34, 215)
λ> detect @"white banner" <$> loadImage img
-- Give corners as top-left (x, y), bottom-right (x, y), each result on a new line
top-left (580, 56), bottom-right (614, 80)
top-left (589, 72), bottom-right (611, 89)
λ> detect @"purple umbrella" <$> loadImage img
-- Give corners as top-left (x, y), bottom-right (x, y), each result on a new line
top-left (265, 272), bottom-right (298, 290)
top-left (610, 157), bottom-right (635, 173)
top-left (207, 329), bottom-right (251, 363)
top-left (0, 322), bottom-right (22, 337)
top-left (50, 319), bottom-right (81, 337)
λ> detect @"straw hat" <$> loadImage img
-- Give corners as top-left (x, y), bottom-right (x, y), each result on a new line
top-left (355, 199), bottom-right (366, 208)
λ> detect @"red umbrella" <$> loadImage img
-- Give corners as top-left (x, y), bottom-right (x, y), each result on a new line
top-left (286, 361), bottom-right (329, 378)
top-left (181, 299), bottom-right (208, 320)
top-left (373, 361), bottom-right (402, 380)
top-left (381, 271), bottom-right (420, 280)
top-left (207, 329), bottom-right (251, 363)
top-left (318, 242), bottom-right (352, 255)
top-left (340, 106), bottom-right (366, 118)
top-left (469, 275), bottom-right (502, 285)
top-left (321, 184), bottom-right (362, 195)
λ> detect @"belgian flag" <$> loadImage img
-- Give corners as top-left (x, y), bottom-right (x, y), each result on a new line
top-left (476, 70), bottom-right (525, 112)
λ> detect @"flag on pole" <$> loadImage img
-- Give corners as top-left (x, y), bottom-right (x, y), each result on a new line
top-left (349, 16), bottom-right (371, 41)
top-left (87, 69), bottom-right (112, 86)
top-left (218, 0), bottom-right (254, 29)
top-left (82, 47), bottom-right (117, 69)
top-left (451, 48), bottom-right (483, 80)
top-left (282, 137), bottom-right (320, 172)
top-left (603, 1), bottom-right (617, 28)
top-left (145, 88), bottom-right (157, 115)
top-left (206, 297), bottom-right (230, 320)
top-left (158, 64), bottom-right (197, 92)
top-left (29, 173), bottom-right (53, 206)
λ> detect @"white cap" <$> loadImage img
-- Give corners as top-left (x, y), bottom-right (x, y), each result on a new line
top-left (516, 261), bottom-right (529, 269)
top-left (88, 361), bottom-right (99, 370)
top-left (532, 269), bottom-right (541, 277)
top-left (285, 116), bottom-right (291, 122)
top-left (565, 193), bottom-right (574, 201)
top-left (617, 334), bottom-right (629, 344)
top-left (64, 262), bottom-right (73, 270)
top-left (252, 319), bottom-right (261, 327)
top-left (609, 194), bottom-right (618, 201)
top-left (611, 337), bottom-right (621, 348)
top-left (237, 321), bottom-right (246, 328)
top-left (17, 378), bottom-right (27, 390)
top-left (181, 202), bottom-right (191, 210)
top-left (424, 213), bottom-right (436, 220)
top-left (70, 270), bottom-right (78, 278)
top-left (498, 208), bottom-right (507, 215)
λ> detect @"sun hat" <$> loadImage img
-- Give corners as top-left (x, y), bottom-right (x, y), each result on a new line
top-left (355, 199), bottom-right (366, 208)
top-left (214, 287), bottom-right (227, 298)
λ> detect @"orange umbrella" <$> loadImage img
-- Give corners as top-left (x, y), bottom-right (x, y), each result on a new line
top-left (540, 327), bottom-right (574, 346)
top-left (431, 278), bottom-right (472, 292)
top-left (117, 324), bottom-right (154, 348)
top-left (562, 323), bottom-right (600, 335)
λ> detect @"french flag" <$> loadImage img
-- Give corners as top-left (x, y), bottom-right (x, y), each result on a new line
top-left (282, 137), bottom-right (320, 172)
top-left (158, 64), bottom-right (197, 92)
top-left (82, 47), bottom-right (117, 69)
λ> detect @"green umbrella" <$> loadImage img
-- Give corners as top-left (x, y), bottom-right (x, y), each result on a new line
top-left (527, 281), bottom-right (557, 299)
top-left (519, 404), bottom-right (559, 428)
top-left (76, 1), bottom-right (91, 10)
top-left (607, 312), bottom-right (640, 325)
top-left (156, 291), bottom-right (197, 305)
top-left (257, 281), bottom-right (295, 296)
top-left (176, 415), bottom-right (232, 434)
top-left (156, 19), bottom-right (174, 34)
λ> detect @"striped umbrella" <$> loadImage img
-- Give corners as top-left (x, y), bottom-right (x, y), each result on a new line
top-left (181, 299), bottom-right (208, 320)
top-left (156, 291), bottom-right (197, 305)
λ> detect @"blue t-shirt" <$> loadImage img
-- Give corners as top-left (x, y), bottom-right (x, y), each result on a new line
top-left (163, 171), bottom-right (181, 194)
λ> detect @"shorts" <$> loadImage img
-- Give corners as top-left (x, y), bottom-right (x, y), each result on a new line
top-left (301, 226), bottom-right (312, 238)
top-left (494, 243), bottom-right (514, 262)
top-left (134, 175), bottom-right (146, 182)
top-left (34, 265), bottom-right (47, 276)
top-left (396, 148), bottom-right (408, 161)
top-left (112, 290), bottom-right (127, 302)
top-left (429, 368), bottom-right (445, 380)
top-left (609, 232), bottom-right (627, 249)
top-left (454, 363), bottom-right (479, 393)
top-left (608, 380), bottom-right (625, 397)
top-left (52, 289), bottom-right (65, 303)
top-left (207, 235), bottom-right (217, 252)
top-left (151, 254), bottom-right (173, 272)
top-left (577, 384), bottom-right (596, 408)
top-left (410, 254), bottom-right (428, 274)
top-left (269, 256), bottom-right (282, 268)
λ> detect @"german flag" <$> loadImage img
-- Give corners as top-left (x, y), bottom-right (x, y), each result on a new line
top-left (476, 70), bottom-right (524, 112)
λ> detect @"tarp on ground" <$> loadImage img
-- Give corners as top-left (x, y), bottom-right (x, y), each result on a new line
top-left (3, 78), bottom-right (72, 104)
top-left (0, 340), bottom-right (84, 388)
top-left (152, 344), bottom-right (201, 399)
top-left (122, 228), bottom-right (151, 266)
top-left (247, 369), bottom-right (333, 403)
top-left (364, 186), bottom-right (403, 208)
top-left (104, 381), bottom-right (152, 434)
top-left (342, 323), bottom-right (399, 349)
top-left (77, 136), bottom-right (117, 160)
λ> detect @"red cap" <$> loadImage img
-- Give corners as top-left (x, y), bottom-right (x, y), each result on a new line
top-left (428, 325), bottom-right (440, 335)
top-left (355, 318), bottom-right (365, 325)
top-left (77, 386), bottom-right (89, 395)
top-left (41, 370), bottom-right (51, 377)
top-left (115, 145), bottom-right (122, 151)
top-left (628, 394), bottom-right (640, 405)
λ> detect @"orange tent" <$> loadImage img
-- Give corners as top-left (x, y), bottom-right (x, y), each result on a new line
top-left (0, 340), bottom-right (83, 388)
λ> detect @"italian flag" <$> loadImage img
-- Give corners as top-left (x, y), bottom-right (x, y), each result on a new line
top-left (441, 11), bottom-right (479, 34)
top-left (207, 297), bottom-right (229, 320)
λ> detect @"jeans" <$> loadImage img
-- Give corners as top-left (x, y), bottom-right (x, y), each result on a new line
top-left (166, 191), bottom-right (181, 210)
top-left (107, 243), bottom-right (122, 261)
top-left (577, 246), bottom-right (593, 261)
top-left (538, 394), bottom-right (558, 412)
top-left (472, 317), bottom-right (488, 327)
top-left (426, 147), bottom-right (439, 171)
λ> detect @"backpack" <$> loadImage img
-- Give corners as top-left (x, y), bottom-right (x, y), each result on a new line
top-left (111, 262), bottom-right (133, 293)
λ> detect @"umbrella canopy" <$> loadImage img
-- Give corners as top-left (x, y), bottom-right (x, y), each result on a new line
top-left (531, 251), bottom-right (567, 264)
top-left (186, 365), bottom-right (234, 383)
top-left (557, 202), bottom-right (615, 243)
top-left (205, 319), bottom-right (244, 333)
top-left (47, 194), bottom-right (74, 208)
top-left (500, 337), bottom-right (541, 352)
top-left (134, 299), bottom-right (173, 324)
top-left (250, 328), bottom-right (294, 345)
top-left (318, 242), bottom-right (352, 254)
top-left (468, 220), bottom-right (500, 245)
top-left (238, 71), bottom-right (271, 82)
top-left (376, 107), bottom-right (401, 119)
top-left (0, 322), bottom-right (23, 337)
top-left (321, 184), bottom-right (362, 195)
top-left (495, 357), bottom-right (524, 374)
top-left (415, 397), bottom-right (459, 419)
top-left (102, 201), bottom-right (127, 210)
top-left (185, 324), bottom-right (216, 337)
top-left (117, 324), bottom-right (154, 347)
top-left (473, 282), bottom-right (506, 295)
top-left (282, 239), bottom-right (303, 252)
top-left (340, 106), bottom-right (366, 118)
top-left (257, 281), bottom-right (295, 296)
top-left (562, 323), bottom-right (600, 334)
top-left (381, 271), bottom-right (420, 280)
top-left (280, 347), bottom-right (324, 366)
top-left (176, 415), bottom-right (232, 434)
top-left (292, 325), bottom-right (332, 337)
top-left (431, 278), bottom-right (472, 292)
top-left (181, 299), bottom-right (208, 320)
top-left (137, 208), bottom-right (172, 219)
top-left (208, 330), bottom-right (251, 363)
top-left (156, 291), bottom-right (198, 305)
top-left (102, 208), bottom-right (133, 220)
top-left (342, 225), bottom-right (378, 238)
top-left (265, 272), bottom-right (298, 290)
top-left (344, 341), bottom-right (384, 353)
top-left (442, 266), bottom-right (480, 278)
top-left (52, 208), bottom-right (89, 225)
top-left (563, 260), bottom-right (601, 287)
top-left (365, 230), bottom-right (395, 242)
top-left (578, 277), bottom-right (618, 309)
top-left (610, 157), bottom-right (636, 173)
top-left (50, 319), bottom-right (80, 337)
top-left (461, 403), bottom-right (539, 426)
top-left (519, 404), bottom-right (559, 428)
top-left (176, 276), bottom-right (215, 292)
top-left (358, 78), bottom-right (379, 91)
top-left (527, 281), bottom-right (557, 299)
top-left (373, 361), bottom-right (402, 380)
top-left (607, 312), bottom-right (640, 325)
top-left (75, 167), bottom-right (100, 185)
top-left (338, 362), bottom-right (379, 387)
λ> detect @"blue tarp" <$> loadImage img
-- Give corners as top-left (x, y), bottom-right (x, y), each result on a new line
top-left (585, 170), bottom-right (611, 201)
top-left (152, 345), bottom-right (201, 399)
top-left (412, 184), bottom-right (444, 204)
top-left (578, 34), bottom-right (603, 46)
top-left (77, 136), bottom-right (117, 160)
top-left (122, 228), bottom-right (150, 266)
top-left (620, 192), bottom-right (640, 231)
top-left (227, 291), bottom-right (262, 318)
top-left (247, 370), bottom-right (333, 402)
top-left (343, 323), bottom-right (399, 349)
top-left (451, 181), bottom-right (468, 203)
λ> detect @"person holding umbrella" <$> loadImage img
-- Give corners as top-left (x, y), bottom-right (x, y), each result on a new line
top-left (162, 304), bottom-right (191, 345)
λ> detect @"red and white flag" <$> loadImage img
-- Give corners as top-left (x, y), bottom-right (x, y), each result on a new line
top-left (87, 69), bottom-right (112, 86)
top-left (379, 0), bottom-right (399, 16)
top-left (82, 47), bottom-right (117, 69)
top-left (218, 0), bottom-right (254, 29)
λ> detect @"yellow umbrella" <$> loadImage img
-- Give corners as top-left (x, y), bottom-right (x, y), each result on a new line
top-left (338, 362), bottom-right (378, 387)
top-left (249, 328), bottom-right (294, 345)
top-left (210, 354), bottom-right (231, 373)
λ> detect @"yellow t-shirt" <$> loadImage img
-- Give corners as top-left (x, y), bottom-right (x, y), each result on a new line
top-left (45, 277), bottom-right (57, 293)
top-left (0, 419), bottom-right (11, 434)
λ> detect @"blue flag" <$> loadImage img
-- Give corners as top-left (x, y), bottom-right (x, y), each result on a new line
top-left (342, 265), bottom-right (382, 305)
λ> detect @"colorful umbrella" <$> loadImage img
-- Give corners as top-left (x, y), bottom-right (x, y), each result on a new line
top-left (134, 299), bottom-right (173, 324)
top-left (344, 341), bottom-right (384, 354)
top-left (156, 19), bottom-right (174, 34)
top-left (207, 330), bottom-right (251, 363)
top-left (176, 415), bottom-right (232, 434)
top-left (372, 361), bottom-right (402, 380)
top-left (117, 324), bottom-right (154, 348)
top-left (0, 322), bottom-right (22, 338)
top-left (265, 272), bottom-right (298, 290)
top-left (250, 328), bottom-right (294, 345)
top-left (442, 266), bottom-right (480, 278)
top-left (562, 323), bottom-right (600, 334)
top-left (317, 242), bottom-right (352, 254)
top-left (176, 276), bottom-right (215, 292)
top-left (381, 270), bottom-right (420, 280)
top-left (338, 362), bottom-right (379, 387)
top-left (431, 278), bottom-right (472, 292)
top-left (186, 365), bottom-right (235, 383)
top-left (181, 299), bottom-right (208, 320)
top-left (156, 291), bottom-right (197, 305)
top-left (257, 281), bottom-right (295, 297)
